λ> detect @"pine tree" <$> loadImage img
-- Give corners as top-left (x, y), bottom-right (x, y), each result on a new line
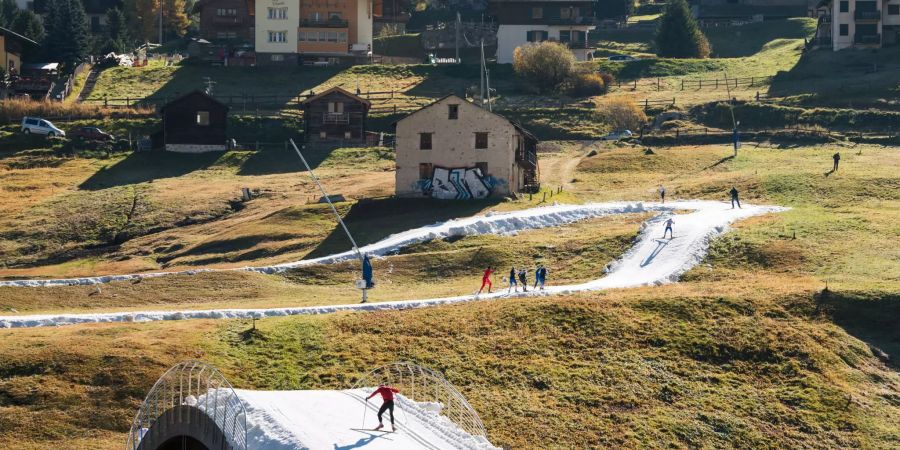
top-left (0, 0), bottom-right (17, 27)
top-left (655, 0), bottom-right (711, 58)
top-left (124, 0), bottom-right (158, 42)
top-left (11, 10), bottom-right (45, 42)
top-left (43, 0), bottom-right (90, 69)
top-left (163, 0), bottom-right (189, 38)
top-left (104, 7), bottom-right (128, 52)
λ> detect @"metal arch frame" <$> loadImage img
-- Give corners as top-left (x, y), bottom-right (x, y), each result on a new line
top-left (125, 360), bottom-right (249, 450)
top-left (351, 361), bottom-right (488, 438)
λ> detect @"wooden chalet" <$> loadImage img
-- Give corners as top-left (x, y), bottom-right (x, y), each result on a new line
top-left (299, 87), bottom-right (371, 142)
top-left (155, 91), bottom-right (229, 153)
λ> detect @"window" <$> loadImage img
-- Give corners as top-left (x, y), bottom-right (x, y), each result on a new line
top-left (227, 32), bottom-right (237, 39)
top-left (268, 31), bottom-right (287, 43)
top-left (268, 7), bottom-right (287, 19)
top-left (839, 1), bottom-right (848, 12)
top-left (526, 30), bottom-right (548, 42)
top-left (329, 11), bottom-right (342, 19)
top-left (299, 31), bottom-right (306, 41)
top-left (531, 7), bottom-right (543, 19)
top-left (328, 102), bottom-right (344, 113)
top-left (419, 163), bottom-right (433, 179)
top-left (475, 132), bottom-right (488, 149)
top-left (889, 4), bottom-right (899, 14)
top-left (448, 104), bottom-right (459, 119)
top-left (217, 8), bottom-right (236, 16)
top-left (338, 32), bottom-right (347, 42)
top-left (560, 7), bottom-right (579, 19)
top-left (559, 30), bottom-right (571, 43)
top-left (475, 162), bottom-right (488, 175)
top-left (217, 31), bottom-right (227, 39)
top-left (420, 133), bottom-right (433, 150)
top-left (310, 12), bottom-right (324, 21)
top-left (839, 23), bottom-right (849, 36)
top-left (327, 31), bottom-right (338, 42)
top-left (196, 111), bottom-right (210, 126)
top-left (271, 54), bottom-right (285, 62)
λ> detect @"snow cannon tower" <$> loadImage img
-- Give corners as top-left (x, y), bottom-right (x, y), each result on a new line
top-left (125, 360), bottom-right (248, 450)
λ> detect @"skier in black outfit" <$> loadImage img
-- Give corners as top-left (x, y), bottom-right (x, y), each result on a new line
top-left (832, 152), bottom-right (840, 172)
top-left (730, 187), bottom-right (741, 209)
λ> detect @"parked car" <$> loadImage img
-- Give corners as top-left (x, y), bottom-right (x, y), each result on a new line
top-left (607, 55), bottom-right (638, 62)
top-left (21, 117), bottom-right (66, 137)
top-left (69, 126), bottom-right (115, 142)
top-left (602, 130), bottom-right (634, 141)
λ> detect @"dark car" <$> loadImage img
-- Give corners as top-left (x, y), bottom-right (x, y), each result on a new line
top-left (69, 126), bottom-right (115, 141)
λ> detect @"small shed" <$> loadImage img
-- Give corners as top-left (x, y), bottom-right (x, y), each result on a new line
top-left (157, 91), bottom-right (229, 152)
top-left (299, 87), bottom-right (371, 142)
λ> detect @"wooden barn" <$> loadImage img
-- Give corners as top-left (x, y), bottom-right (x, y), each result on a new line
top-left (299, 87), bottom-right (370, 142)
top-left (156, 91), bottom-right (229, 152)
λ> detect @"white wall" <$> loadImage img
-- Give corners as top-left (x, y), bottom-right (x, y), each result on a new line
top-left (886, 0), bottom-right (900, 25)
top-left (255, 0), bottom-right (299, 54)
top-left (496, 24), bottom-right (593, 64)
top-left (355, 0), bottom-right (373, 49)
top-left (832, 0), bottom-right (887, 49)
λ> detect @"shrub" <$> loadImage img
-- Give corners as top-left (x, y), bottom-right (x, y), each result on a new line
top-left (567, 73), bottom-right (607, 97)
top-left (597, 97), bottom-right (649, 131)
top-left (512, 41), bottom-right (576, 93)
top-left (599, 71), bottom-right (616, 87)
top-left (655, 0), bottom-right (711, 58)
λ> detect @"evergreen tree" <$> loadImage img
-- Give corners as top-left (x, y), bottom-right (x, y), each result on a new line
top-left (104, 7), bottom-right (128, 52)
top-left (655, 0), bottom-right (711, 58)
top-left (44, 0), bottom-right (90, 69)
top-left (11, 9), bottom-right (45, 42)
top-left (596, 0), bottom-right (634, 20)
top-left (0, 0), bottom-right (17, 27)
top-left (162, 0), bottom-right (189, 38)
top-left (124, 0), bottom-right (158, 42)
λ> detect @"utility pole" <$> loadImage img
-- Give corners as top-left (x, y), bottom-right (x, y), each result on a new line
top-left (455, 12), bottom-right (460, 63)
top-left (158, 0), bottom-right (164, 45)
top-left (479, 39), bottom-right (485, 107)
top-left (722, 71), bottom-right (739, 157)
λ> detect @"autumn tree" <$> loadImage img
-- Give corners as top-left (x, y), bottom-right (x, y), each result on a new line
top-left (512, 41), bottom-right (576, 93)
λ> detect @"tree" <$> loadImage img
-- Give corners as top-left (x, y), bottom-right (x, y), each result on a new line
top-left (124, 0), bottom-right (189, 42)
top-left (43, 0), bottom-right (90, 69)
top-left (162, 0), bottom-right (189, 38)
top-left (0, 0), bottom-right (16, 27)
top-left (596, 97), bottom-right (648, 131)
top-left (10, 9), bottom-right (45, 42)
top-left (596, 0), bottom-right (634, 20)
top-left (512, 41), bottom-right (576, 93)
top-left (655, 0), bottom-right (711, 58)
top-left (104, 7), bottom-right (128, 52)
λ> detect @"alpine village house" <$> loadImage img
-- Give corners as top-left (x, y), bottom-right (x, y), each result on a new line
top-left (490, 0), bottom-right (595, 64)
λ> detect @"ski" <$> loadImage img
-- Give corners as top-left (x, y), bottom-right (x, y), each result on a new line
top-left (350, 427), bottom-right (395, 433)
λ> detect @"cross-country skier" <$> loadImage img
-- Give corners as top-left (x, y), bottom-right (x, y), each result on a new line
top-left (662, 218), bottom-right (674, 238)
top-left (477, 266), bottom-right (494, 295)
top-left (535, 265), bottom-right (548, 290)
top-left (729, 187), bottom-right (741, 209)
top-left (832, 152), bottom-right (840, 172)
top-left (508, 267), bottom-right (518, 293)
top-left (518, 268), bottom-right (528, 292)
top-left (366, 385), bottom-right (400, 432)
top-left (659, 185), bottom-right (666, 204)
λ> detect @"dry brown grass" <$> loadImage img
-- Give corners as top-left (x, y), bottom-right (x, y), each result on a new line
top-left (0, 99), bottom-right (152, 123)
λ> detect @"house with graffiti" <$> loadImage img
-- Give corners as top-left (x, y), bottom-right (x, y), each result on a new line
top-left (394, 95), bottom-right (540, 199)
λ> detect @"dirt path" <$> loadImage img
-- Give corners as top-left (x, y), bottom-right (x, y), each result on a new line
top-left (540, 141), bottom-right (600, 189)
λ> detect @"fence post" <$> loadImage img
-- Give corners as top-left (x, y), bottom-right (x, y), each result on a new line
top-left (681, 79), bottom-right (684, 90)
top-left (657, 78), bottom-right (660, 91)
top-left (644, 98), bottom-right (649, 111)
top-left (715, 79), bottom-right (718, 89)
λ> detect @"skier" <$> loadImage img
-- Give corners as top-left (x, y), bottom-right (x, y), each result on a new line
top-left (662, 217), bottom-right (674, 238)
top-left (366, 384), bottom-right (400, 432)
top-left (507, 267), bottom-right (518, 293)
top-left (477, 266), bottom-right (494, 295)
top-left (659, 185), bottom-right (666, 204)
top-left (832, 152), bottom-right (840, 172)
top-left (729, 187), bottom-right (741, 209)
top-left (535, 265), bottom-right (548, 290)
top-left (518, 268), bottom-right (528, 292)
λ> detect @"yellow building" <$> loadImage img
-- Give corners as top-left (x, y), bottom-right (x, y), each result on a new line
top-left (0, 27), bottom-right (37, 75)
top-left (255, 0), bottom-right (376, 64)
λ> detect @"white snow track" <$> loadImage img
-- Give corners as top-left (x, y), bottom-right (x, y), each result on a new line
top-left (234, 389), bottom-right (498, 450)
top-left (0, 201), bottom-right (786, 328)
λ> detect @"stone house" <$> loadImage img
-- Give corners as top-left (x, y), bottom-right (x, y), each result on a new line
top-left (394, 95), bottom-right (539, 199)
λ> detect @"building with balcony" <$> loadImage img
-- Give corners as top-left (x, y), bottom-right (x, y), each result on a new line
top-left (489, 0), bottom-right (595, 64)
top-left (195, 0), bottom-right (256, 44)
top-left (826, 0), bottom-right (900, 50)
top-left (1, 26), bottom-right (38, 77)
top-left (255, 0), bottom-right (376, 65)
top-left (299, 86), bottom-right (371, 142)
top-left (692, 0), bottom-right (818, 21)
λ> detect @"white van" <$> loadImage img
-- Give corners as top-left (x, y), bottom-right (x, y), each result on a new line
top-left (21, 117), bottom-right (66, 137)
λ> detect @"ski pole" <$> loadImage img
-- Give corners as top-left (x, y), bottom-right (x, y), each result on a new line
top-left (361, 396), bottom-right (368, 428)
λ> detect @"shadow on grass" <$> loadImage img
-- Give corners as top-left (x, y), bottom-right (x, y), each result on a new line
top-left (78, 151), bottom-right (223, 190)
top-left (236, 144), bottom-right (332, 176)
top-left (304, 197), bottom-right (502, 259)
top-left (815, 290), bottom-right (900, 369)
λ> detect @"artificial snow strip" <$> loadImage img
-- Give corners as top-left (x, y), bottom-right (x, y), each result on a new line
top-left (0, 201), bottom-right (786, 329)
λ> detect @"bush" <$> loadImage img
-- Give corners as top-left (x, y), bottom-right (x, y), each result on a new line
top-left (512, 41), bottom-right (576, 93)
top-left (567, 73), bottom-right (607, 97)
top-left (655, 0), bottom-right (711, 58)
top-left (596, 97), bottom-right (649, 131)
top-left (599, 72), bottom-right (616, 87)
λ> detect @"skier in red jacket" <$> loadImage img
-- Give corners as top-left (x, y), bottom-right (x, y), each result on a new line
top-left (366, 385), bottom-right (400, 431)
top-left (477, 266), bottom-right (494, 295)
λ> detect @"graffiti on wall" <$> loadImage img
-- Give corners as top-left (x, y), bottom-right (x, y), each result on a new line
top-left (413, 167), bottom-right (506, 200)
